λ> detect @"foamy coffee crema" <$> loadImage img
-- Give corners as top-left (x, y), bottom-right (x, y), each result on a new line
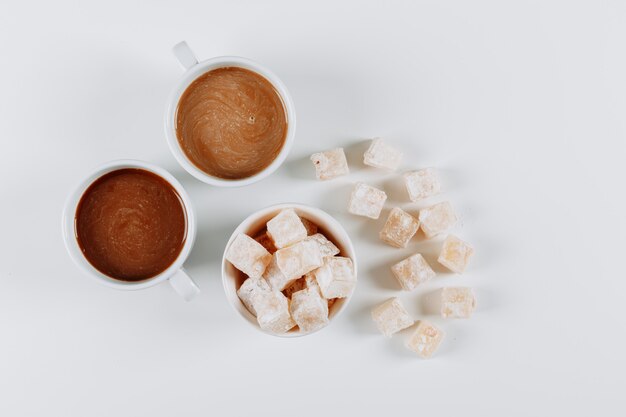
top-left (175, 67), bottom-right (288, 180)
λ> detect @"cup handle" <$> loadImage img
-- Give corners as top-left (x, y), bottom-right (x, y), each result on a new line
top-left (172, 41), bottom-right (198, 71)
top-left (169, 268), bottom-right (200, 301)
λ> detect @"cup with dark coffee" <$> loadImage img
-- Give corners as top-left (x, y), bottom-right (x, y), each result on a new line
top-left (165, 41), bottom-right (296, 186)
top-left (62, 160), bottom-right (199, 300)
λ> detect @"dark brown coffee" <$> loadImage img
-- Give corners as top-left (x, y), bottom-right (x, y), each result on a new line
top-left (175, 67), bottom-right (288, 180)
top-left (75, 168), bottom-right (187, 282)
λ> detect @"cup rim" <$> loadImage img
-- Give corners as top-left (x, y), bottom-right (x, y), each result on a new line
top-left (164, 55), bottom-right (296, 188)
top-left (221, 203), bottom-right (358, 338)
top-left (61, 159), bottom-right (197, 290)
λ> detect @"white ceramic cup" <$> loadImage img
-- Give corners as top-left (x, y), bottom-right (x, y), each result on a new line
top-left (164, 41), bottom-right (297, 187)
top-left (222, 203), bottom-right (358, 337)
top-left (62, 159), bottom-right (200, 301)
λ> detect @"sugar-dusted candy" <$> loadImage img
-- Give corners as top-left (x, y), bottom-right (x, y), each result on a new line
top-left (379, 207), bottom-right (419, 248)
top-left (275, 239), bottom-right (323, 280)
top-left (310, 148), bottom-right (350, 180)
top-left (254, 232), bottom-right (277, 254)
top-left (300, 217), bottom-right (318, 235)
top-left (305, 233), bottom-right (340, 258)
top-left (347, 182), bottom-right (387, 219)
top-left (263, 254), bottom-right (295, 291)
top-left (404, 168), bottom-right (441, 201)
top-left (406, 320), bottom-right (444, 358)
top-left (225, 233), bottom-right (272, 278)
top-left (313, 256), bottom-right (356, 299)
top-left (418, 201), bottom-right (456, 238)
top-left (438, 235), bottom-right (474, 273)
top-left (237, 277), bottom-right (271, 316)
top-left (371, 297), bottom-right (414, 337)
top-left (441, 287), bottom-right (476, 318)
top-left (290, 288), bottom-right (329, 333)
top-left (255, 291), bottom-right (296, 334)
top-left (363, 138), bottom-right (403, 170)
top-left (391, 253), bottom-right (436, 291)
top-left (266, 208), bottom-right (307, 249)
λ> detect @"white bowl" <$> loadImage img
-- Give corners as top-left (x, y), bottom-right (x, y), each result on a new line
top-left (221, 203), bottom-right (357, 337)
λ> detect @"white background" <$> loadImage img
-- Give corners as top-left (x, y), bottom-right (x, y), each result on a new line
top-left (1, 1), bottom-right (625, 415)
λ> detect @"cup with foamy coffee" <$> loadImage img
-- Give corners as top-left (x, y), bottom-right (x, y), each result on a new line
top-left (165, 41), bottom-right (296, 186)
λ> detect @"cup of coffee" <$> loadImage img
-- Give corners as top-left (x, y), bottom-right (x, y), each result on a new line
top-left (164, 41), bottom-right (296, 187)
top-left (62, 160), bottom-right (199, 301)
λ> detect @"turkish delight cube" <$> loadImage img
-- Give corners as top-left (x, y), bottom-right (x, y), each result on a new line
top-left (300, 217), bottom-right (318, 235)
top-left (305, 233), bottom-right (340, 258)
top-left (371, 297), bottom-right (414, 337)
top-left (418, 201), bottom-right (457, 238)
top-left (275, 240), bottom-right (323, 281)
top-left (406, 320), bottom-right (444, 358)
top-left (254, 232), bottom-right (277, 254)
top-left (310, 148), bottom-right (349, 180)
top-left (237, 277), bottom-right (271, 316)
top-left (441, 287), bottom-right (476, 318)
top-left (266, 208), bottom-right (307, 249)
top-left (404, 168), bottom-right (441, 201)
top-left (363, 138), bottom-right (403, 170)
top-left (225, 233), bottom-right (272, 278)
top-left (379, 207), bottom-right (419, 248)
top-left (391, 253), bottom-right (436, 291)
top-left (290, 288), bottom-right (330, 333)
top-left (313, 256), bottom-right (356, 299)
top-left (255, 291), bottom-right (296, 334)
top-left (263, 254), bottom-right (296, 291)
top-left (438, 235), bottom-right (474, 273)
top-left (348, 182), bottom-right (387, 219)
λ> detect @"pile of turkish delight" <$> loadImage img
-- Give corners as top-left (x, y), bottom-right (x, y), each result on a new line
top-left (310, 139), bottom-right (477, 358)
top-left (226, 208), bottom-right (356, 335)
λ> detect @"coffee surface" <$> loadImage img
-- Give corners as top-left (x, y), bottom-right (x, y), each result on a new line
top-left (176, 67), bottom-right (287, 179)
top-left (75, 169), bottom-right (187, 281)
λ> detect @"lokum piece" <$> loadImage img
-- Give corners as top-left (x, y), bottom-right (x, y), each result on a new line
top-left (438, 235), bottom-right (474, 273)
top-left (363, 138), bottom-right (403, 170)
top-left (225, 233), bottom-right (272, 278)
top-left (404, 168), bottom-right (441, 201)
top-left (406, 320), bottom-right (444, 358)
top-left (441, 287), bottom-right (476, 318)
top-left (379, 207), bottom-right (419, 248)
top-left (310, 148), bottom-right (349, 180)
top-left (391, 253), bottom-right (436, 291)
top-left (305, 233), bottom-right (340, 258)
top-left (236, 277), bottom-right (271, 316)
top-left (275, 240), bottom-right (323, 280)
top-left (313, 257), bottom-right (356, 299)
top-left (418, 202), bottom-right (456, 238)
top-left (255, 291), bottom-right (296, 334)
top-left (347, 182), bottom-right (387, 219)
top-left (266, 208), bottom-right (307, 249)
top-left (290, 288), bottom-right (329, 333)
top-left (371, 297), bottom-right (414, 337)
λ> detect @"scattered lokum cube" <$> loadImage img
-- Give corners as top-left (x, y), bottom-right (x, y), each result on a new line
top-left (441, 287), bottom-right (476, 318)
top-left (290, 288), bottom-right (329, 333)
top-left (406, 320), bottom-right (444, 358)
top-left (348, 182), bottom-right (387, 219)
top-left (404, 168), bottom-right (441, 201)
top-left (225, 233), bottom-right (272, 278)
top-left (418, 201), bottom-right (456, 238)
top-left (371, 297), bottom-right (414, 337)
top-left (438, 235), bottom-right (474, 273)
top-left (391, 253), bottom-right (436, 291)
top-left (275, 240), bottom-right (323, 281)
top-left (379, 207), bottom-right (419, 248)
top-left (310, 148), bottom-right (349, 180)
top-left (313, 256), bottom-right (356, 299)
top-left (363, 138), bottom-right (403, 170)
top-left (266, 208), bottom-right (307, 249)
top-left (237, 277), bottom-right (271, 316)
